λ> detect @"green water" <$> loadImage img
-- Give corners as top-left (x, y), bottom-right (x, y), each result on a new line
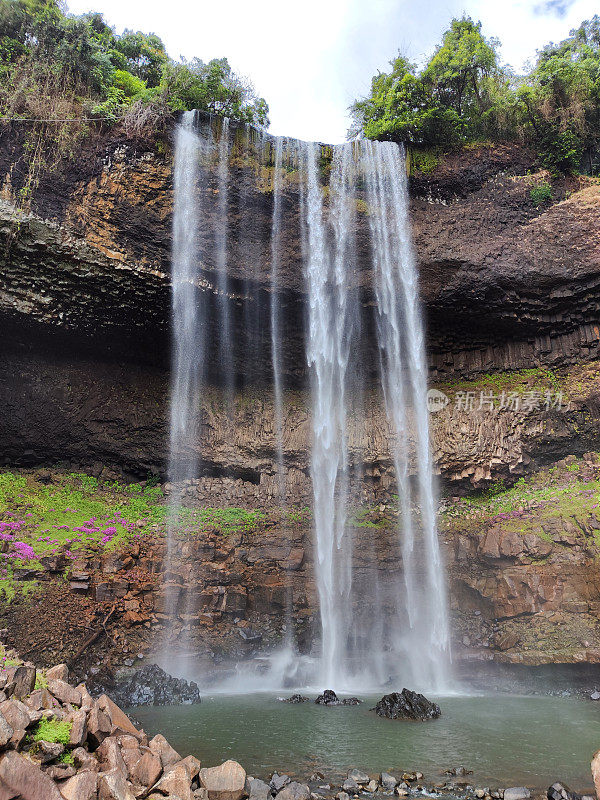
top-left (130, 694), bottom-right (599, 792)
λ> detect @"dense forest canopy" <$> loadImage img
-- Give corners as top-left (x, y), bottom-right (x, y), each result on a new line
top-left (0, 0), bottom-right (270, 128)
top-left (351, 15), bottom-right (600, 174)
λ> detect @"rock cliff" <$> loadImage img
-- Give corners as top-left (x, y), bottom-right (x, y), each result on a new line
top-left (1, 118), bottom-right (600, 671)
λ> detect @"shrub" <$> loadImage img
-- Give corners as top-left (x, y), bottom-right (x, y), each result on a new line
top-left (530, 181), bottom-right (553, 205)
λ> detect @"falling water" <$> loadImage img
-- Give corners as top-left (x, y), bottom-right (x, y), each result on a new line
top-left (215, 118), bottom-right (235, 409)
top-left (167, 116), bottom-right (451, 690)
top-left (362, 140), bottom-right (450, 688)
top-left (168, 110), bottom-right (202, 526)
top-left (303, 139), bottom-right (450, 690)
top-left (270, 137), bottom-right (286, 502)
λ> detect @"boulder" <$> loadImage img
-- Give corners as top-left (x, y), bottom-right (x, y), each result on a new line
top-left (67, 709), bottom-right (87, 747)
top-left (73, 746), bottom-right (100, 772)
top-left (98, 695), bottom-right (141, 740)
top-left (366, 780), bottom-right (378, 793)
top-left (46, 664), bottom-right (69, 682)
top-left (372, 690), bottom-right (441, 721)
top-left (270, 774), bottom-right (291, 792)
top-left (348, 770), bottom-right (370, 785)
top-left (547, 784), bottom-right (579, 800)
top-left (47, 680), bottom-right (81, 707)
top-left (152, 762), bottom-right (194, 800)
top-left (0, 698), bottom-right (32, 730)
top-left (77, 684), bottom-right (95, 712)
top-left (280, 695), bottom-right (309, 704)
top-left (134, 751), bottom-right (162, 787)
top-left (98, 768), bottom-right (135, 800)
top-left (247, 778), bottom-right (272, 800)
top-left (503, 789), bottom-right (531, 800)
top-left (97, 736), bottom-right (127, 776)
top-left (315, 691), bottom-right (360, 707)
top-left (380, 774), bottom-right (397, 791)
top-left (45, 764), bottom-right (76, 781)
top-left (178, 755), bottom-right (202, 781)
top-left (87, 703), bottom-right (112, 749)
top-left (0, 750), bottom-right (64, 800)
top-left (0, 710), bottom-right (13, 748)
top-left (315, 690), bottom-right (339, 706)
top-left (9, 728), bottom-right (27, 749)
top-left (118, 736), bottom-right (141, 771)
top-left (6, 665), bottom-right (36, 699)
top-left (592, 750), bottom-right (600, 800)
top-left (149, 734), bottom-right (181, 769)
top-left (199, 760), bottom-right (247, 800)
top-left (107, 664), bottom-right (201, 707)
top-left (59, 770), bottom-right (98, 800)
top-left (25, 689), bottom-right (55, 712)
top-left (37, 740), bottom-right (64, 763)
top-left (276, 783), bottom-right (311, 800)
top-left (343, 778), bottom-right (360, 793)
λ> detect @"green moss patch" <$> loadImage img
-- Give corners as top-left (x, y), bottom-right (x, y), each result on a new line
top-left (33, 719), bottom-right (72, 745)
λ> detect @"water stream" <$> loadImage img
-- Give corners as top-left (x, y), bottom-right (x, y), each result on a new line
top-left (167, 115), bottom-right (451, 691)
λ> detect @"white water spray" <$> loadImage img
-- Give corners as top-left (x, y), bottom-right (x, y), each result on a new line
top-left (167, 117), bottom-right (451, 690)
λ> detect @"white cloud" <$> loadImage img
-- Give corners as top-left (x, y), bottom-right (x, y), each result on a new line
top-left (66, 0), bottom-right (599, 142)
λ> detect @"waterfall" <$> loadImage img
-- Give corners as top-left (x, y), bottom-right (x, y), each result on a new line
top-left (215, 117), bottom-right (235, 410)
top-left (168, 110), bottom-right (202, 525)
top-left (167, 115), bottom-right (451, 691)
top-left (302, 139), bottom-right (451, 690)
top-left (362, 140), bottom-right (450, 688)
top-left (270, 136), bottom-right (285, 503)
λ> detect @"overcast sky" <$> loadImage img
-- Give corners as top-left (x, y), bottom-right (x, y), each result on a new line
top-left (67, 0), bottom-right (599, 142)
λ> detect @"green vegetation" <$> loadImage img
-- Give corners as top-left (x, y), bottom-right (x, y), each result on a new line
top-left (408, 147), bottom-right (440, 176)
top-left (348, 506), bottom-right (388, 528)
top-left (33, 719), bottom-right (72, 745)
top-left (0, 469), bottom-right (278, 601)
top-left (0, 471), bottom-right (166, 601)
top-left (0, 0), bottom-right (269, 206)
top-left (530, 180), bottom-right (553, 206)
top-left (436, 366), bottom-right (564, 399)
top-left (0, 0), bottom-right (269, 126)
top-left (444, 461), bottom-right (600, 543)
top-left (190, 507), bottom-right (266, 535)
top-left (34, 670), bottom-right (48, 690)
top-left (351, 15), bottom-right (600, 175)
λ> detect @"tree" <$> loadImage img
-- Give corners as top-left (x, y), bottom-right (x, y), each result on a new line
top-left (519, 16), bottom-right (600, 172)
top-left (113, 30), bottom-right (167, 88)
top-left (422, 17), bottom-right (500, 120)
top-left (350, 17), bottom-right (502, 146)
top-left (159, 57), bottom-right (269, 126)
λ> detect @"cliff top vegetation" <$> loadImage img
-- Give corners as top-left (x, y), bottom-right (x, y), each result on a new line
top-left (0, 0), bottom-right (269, 130)
top-left (351, 15), bottom-right (600, 175)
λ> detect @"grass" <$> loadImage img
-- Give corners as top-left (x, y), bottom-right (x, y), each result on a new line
top-left (443, 459), bottom-right (600, 544)
top-left (287, 507), bottom-right (311, 525)
top-left (0, 470), bottom-right (276, 601)
top-left (436, 366), bottom-right (564, 399)
top-left (0, 470), bottom-right (166, 601)
top-left (33, 719), bottom-right (72, 745)
top-left (348, 506), bottom-right (388, 528)
top-left (189, 507), bottom-right (266, 535)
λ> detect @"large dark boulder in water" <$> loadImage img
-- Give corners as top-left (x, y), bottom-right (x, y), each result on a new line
top-left (108, 664), bottom-right (201, 707)
top-left (373, 689), bottom-right (441, 720)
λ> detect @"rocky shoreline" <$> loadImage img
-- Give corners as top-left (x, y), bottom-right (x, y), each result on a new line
top-left (0, 645), bottom-right (598, 800)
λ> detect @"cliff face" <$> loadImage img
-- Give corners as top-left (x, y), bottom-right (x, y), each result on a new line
top-left (2, 126), bottom-right (599, 380)
top-left (2, 120), bottom-right (600, 670)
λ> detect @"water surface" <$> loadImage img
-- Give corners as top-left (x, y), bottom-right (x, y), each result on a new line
top-left (130, 693), bottom-right (598, 792)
